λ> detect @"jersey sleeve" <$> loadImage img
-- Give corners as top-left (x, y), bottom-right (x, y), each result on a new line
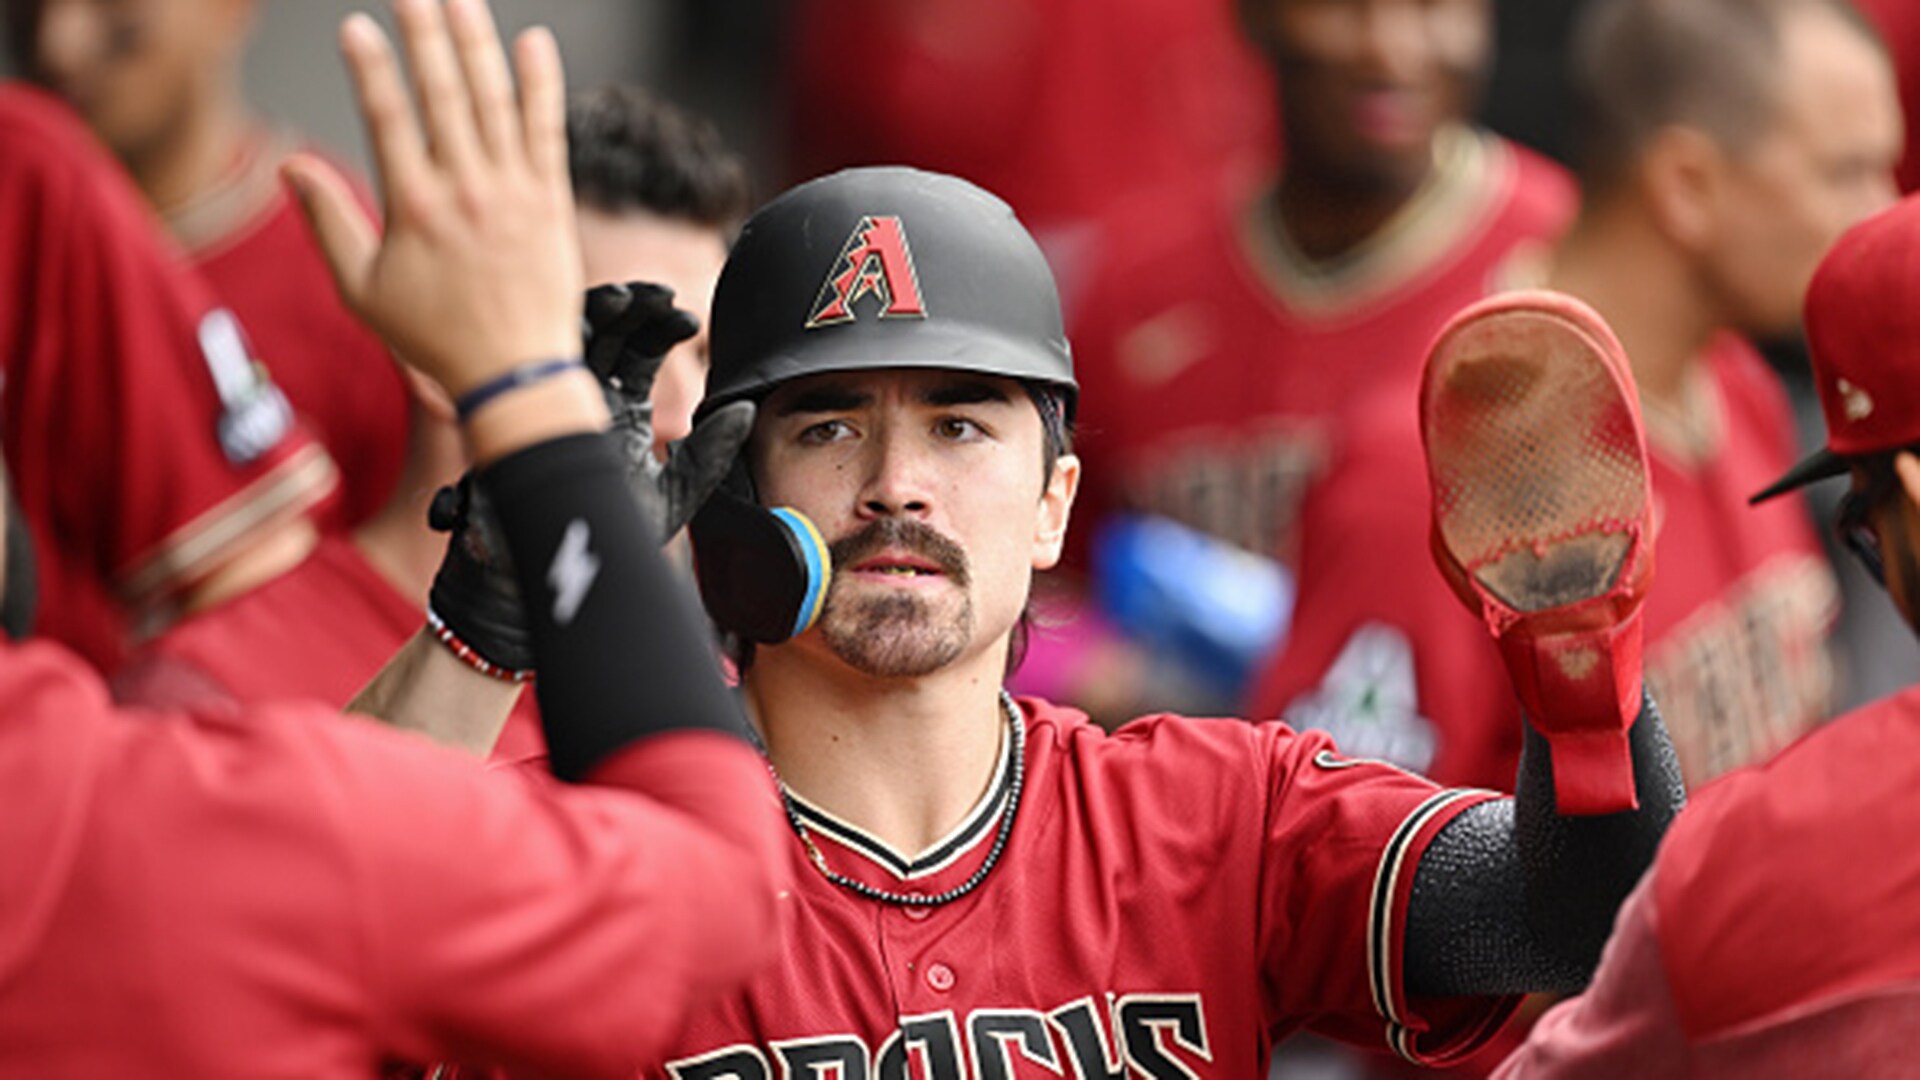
top-left (331, 723), bottom-right (788, 1077)
top-left (1490, 873), bottom-right (1690, 1079)
top-left (1257, 725), bottom-right (1519, 1065)
top-left (0, 87), bottom-right (335, 667)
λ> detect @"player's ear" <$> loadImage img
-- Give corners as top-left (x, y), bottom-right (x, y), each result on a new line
top-left (1640, 125), bottom-right (1723, 253)
top-left (1033, 453), bottom-right (1080, 570)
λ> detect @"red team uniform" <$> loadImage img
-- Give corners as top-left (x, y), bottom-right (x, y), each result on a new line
top-left (1063, 129), bottom-right (1571, 784)
top-left (168, 130), bottom-right (413, 530)
top-left (0, 638), bottom-right (780, 1079)
top-left (1253, 334), bottom-right (1837, 791)
top-left (112, 533), bottom-right (548, 765)
top-left (0, 86), bottom-right (336, 672)
top-left (643, 699), bottom-right (1518, 1080)
top-left (1495, 687), bottom-right (1920, 1078)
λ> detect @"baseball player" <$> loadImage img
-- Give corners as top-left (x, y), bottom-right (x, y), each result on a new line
top-left (1256, 0), bottom-right (1899, 792)
top-left (411, 160), bottom-right (1688, 1076)
top-left (0, 82), bottom-right (337, 672)
top-left (15, 0), bottom-right (414, 531)
top-left (1056, 0), bottom-right (1575, 740)
top-left (1495, 190), bottom-right (1920, 1080)
top-left (1, 2), bottom-right (785, 1075)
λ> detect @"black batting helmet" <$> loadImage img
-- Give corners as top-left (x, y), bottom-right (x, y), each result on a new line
top-left (699, 166), bottom-right (1077, 421)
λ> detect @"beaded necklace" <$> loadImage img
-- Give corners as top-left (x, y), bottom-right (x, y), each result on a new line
top-left (772, 692), bottom-right (1025, 908)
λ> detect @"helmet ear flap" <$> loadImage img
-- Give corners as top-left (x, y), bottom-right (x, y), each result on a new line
top-left (688, 458), bottom-right (832, 645)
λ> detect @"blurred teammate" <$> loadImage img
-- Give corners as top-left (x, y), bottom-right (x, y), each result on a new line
top-left (0, 2), bottom-right (783, 1075)
top-left (1496, 189), bottom-right (1920, 1080)
top-left (1256, 0), bottom-right (1901, 790)
top-left (0, 82), bottom-right (334, 671)
top-left (12, 0), bottom-right (412, 528)
top-left (112, 88), bottom-right (751, 766)
top-left (1054, 0), bottom-right (1572, 743)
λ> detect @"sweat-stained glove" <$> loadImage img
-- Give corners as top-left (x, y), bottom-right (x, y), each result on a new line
top-left (423, 282), bottom-right (755, 678)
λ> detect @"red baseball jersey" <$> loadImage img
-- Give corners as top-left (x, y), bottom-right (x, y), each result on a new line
top-left (1252, 335), bottom-right (1837, 792)
top-left (1067, 129), bottom-right (1574, 575)
top-left (627, 699), bottom-right (1519, 1079)
top-left (113, 533), bottom-right (549, 766)
top-left (785, 0), bottom-right (1276, 239)
top-left (1493, 686), bottom-right (1920, 1078)
top-left (0, 638), bottom-right (787, 1078)
top-left (0, 86), bottom-right (336, 672)
top-left (173, 130), bottom-right (412, 531)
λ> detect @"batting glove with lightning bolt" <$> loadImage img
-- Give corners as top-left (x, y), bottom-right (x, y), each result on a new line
top-left (425, 282), bottom-right (754, 678)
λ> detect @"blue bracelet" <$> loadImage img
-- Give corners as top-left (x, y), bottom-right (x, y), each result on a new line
top-left (453, 357), bottom-right (585, 421)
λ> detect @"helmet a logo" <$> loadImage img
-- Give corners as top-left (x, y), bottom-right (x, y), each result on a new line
top-left (806, 216), bottom-right (928, 329)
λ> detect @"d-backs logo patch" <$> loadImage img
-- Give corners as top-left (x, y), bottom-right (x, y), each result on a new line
top-left (805, 215), bottom-right (928, 329)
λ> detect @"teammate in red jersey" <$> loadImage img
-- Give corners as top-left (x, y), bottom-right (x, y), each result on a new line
top-left (1, 2), bottom-right (784, 1075)
top-left (407, 163), bottom-right (1688, 1078)
top-left (0, 83), bottom-right (335, 672)
top-left (111, 86), bottom-right (753, 770)
top-left (1047, 0), bottom-right (1574, 726)
top-left (14, 0), bottom-right (413, 529)
top-left (1495, 190), bottom-right (1920, 1080)
top-left (1255, 0), bottom-right (1900, 793)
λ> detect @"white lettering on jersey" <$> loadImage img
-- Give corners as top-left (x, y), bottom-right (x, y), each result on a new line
top-left (667, 995), bottom-right (1210, 1080)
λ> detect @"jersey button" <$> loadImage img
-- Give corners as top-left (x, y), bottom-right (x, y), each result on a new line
top-left (903, 894), bottom-right (931, 920)
top-left (925, 962), bottom-right (956, 992)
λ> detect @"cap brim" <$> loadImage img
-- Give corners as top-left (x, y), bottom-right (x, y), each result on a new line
top-left (1749, 448), bottom-right (1850, 505)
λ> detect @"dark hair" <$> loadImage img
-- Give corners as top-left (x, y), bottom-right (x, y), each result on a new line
top-left (565, 84), bottom-right (752, 230)
top-left (1570, 0), bottom-right (1884, 196)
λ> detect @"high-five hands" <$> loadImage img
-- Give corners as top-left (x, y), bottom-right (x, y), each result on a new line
top-left (285, 0), bottom-right (592, 435)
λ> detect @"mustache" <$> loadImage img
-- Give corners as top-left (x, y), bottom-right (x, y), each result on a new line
top-left (829, 518), bottom-right (971, 587)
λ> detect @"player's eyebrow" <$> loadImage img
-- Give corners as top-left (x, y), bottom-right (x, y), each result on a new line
top-left (920, 378), bottom-right (1012, 407)
top-left (775, 384), bottom-right (871, 416)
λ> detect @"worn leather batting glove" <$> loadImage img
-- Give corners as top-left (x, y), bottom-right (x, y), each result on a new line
top-left (425, 282), bottom-right (755, 677)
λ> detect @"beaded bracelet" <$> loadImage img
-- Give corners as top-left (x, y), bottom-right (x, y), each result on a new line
top-left (452, 357), bottom-right (585, 422)
top-left (424, 607), bottom-right (534, 683)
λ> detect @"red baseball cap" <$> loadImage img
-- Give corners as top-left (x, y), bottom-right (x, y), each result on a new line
top-left (1752, 194), bottom-right (1920, 504)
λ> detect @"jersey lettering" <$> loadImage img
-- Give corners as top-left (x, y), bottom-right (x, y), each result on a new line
top-left (969, 1010), bottom-right (1061, 1080)
top-left (669, 996), bottom-right (1212, 1080)
top-left (875, 1014), bottom-right (964, 1080)
top-left (1644, 555), bottom-right (1837, 785)
top-left (670, 1045), bottom-right (774, 1080)
top-left (1118, 425), bottom-right (1329, 565)
top-left (807, 216), bottom-right (928, 328)
top-left (774, 1035), bottom-right (869, 1080)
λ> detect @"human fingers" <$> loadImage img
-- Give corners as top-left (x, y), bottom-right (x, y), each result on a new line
top-left (393, 0), bottom-right (482, 174)
top-left (283, 154), bottom-right (380, 316)
top-left (512, 25), bottom-right (568, 185)
top-left (445, 0), bottom-right (522, 162)
top-left (339, 12), bottom-right (428, 214)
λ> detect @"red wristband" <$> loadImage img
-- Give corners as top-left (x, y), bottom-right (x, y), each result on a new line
top-left (424, 608), bottom-right (534, 683)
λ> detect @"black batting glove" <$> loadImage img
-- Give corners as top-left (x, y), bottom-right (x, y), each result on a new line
top-left (584, 281), bottom-right (755, 540)
top-left (425, 475), bottom-right (533, 677)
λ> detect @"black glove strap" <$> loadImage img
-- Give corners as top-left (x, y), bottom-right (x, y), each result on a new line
top-left (482, 433), bottom-right (750, 780)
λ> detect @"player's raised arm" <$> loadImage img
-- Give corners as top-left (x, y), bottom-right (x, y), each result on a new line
top-left (1398, 292), bottom-right (1685, 998)
top-left (285, 0), bottom-right (785, 1067)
